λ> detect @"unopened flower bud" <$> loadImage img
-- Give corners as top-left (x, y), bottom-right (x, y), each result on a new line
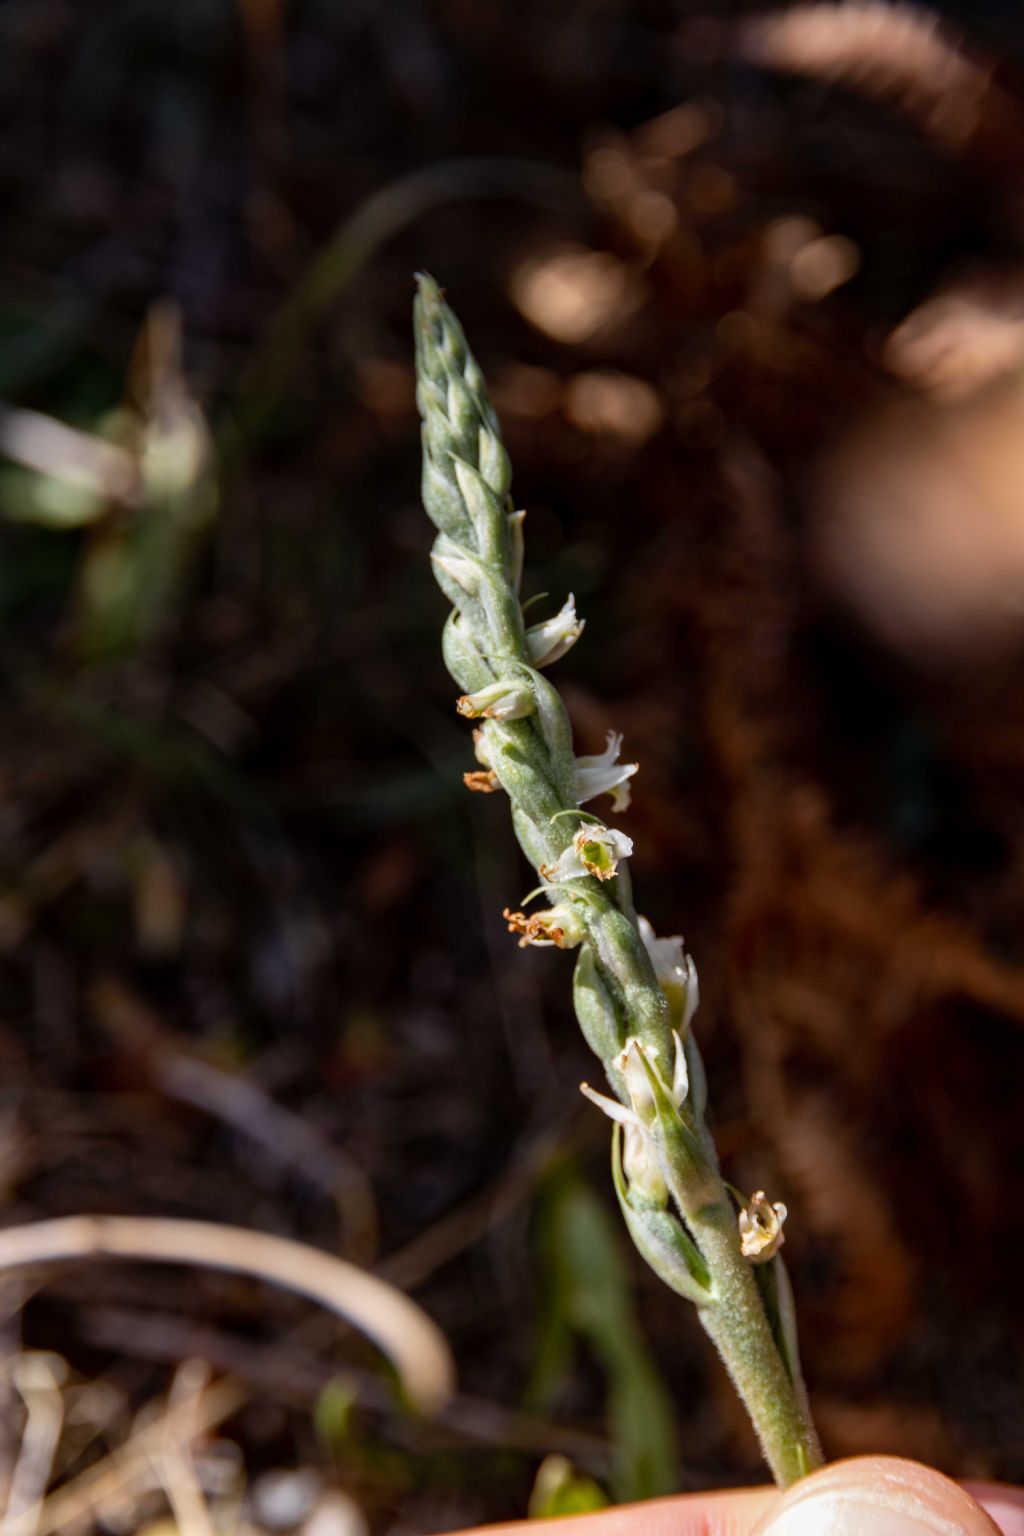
top-left (430, 538), bottom-right (480, 595)
top-left (738, 1191), bottom-right (787, 1263)
top-left (456, 681), bottom-right (534, 720)
top-left (526, 594), bottom-right (585, 668)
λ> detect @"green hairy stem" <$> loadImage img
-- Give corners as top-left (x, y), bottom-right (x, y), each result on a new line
top-left (413, 273), bottom-right (822, 1488)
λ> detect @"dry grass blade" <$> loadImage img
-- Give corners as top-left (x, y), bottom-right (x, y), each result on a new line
top-left (4, 1354), bottom-right (66, 1535)
top-left (5, 1373), bottom-right (244, 1536)
top-left (0, 1217), bottom-right (454, 1417)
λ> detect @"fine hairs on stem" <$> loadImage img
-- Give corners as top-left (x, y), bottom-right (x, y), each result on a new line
top-left (413, 273), bottom-right (822, 1488)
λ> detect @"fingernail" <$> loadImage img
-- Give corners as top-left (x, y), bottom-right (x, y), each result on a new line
top-left (754, 1458), bottom-right (1001, 1536)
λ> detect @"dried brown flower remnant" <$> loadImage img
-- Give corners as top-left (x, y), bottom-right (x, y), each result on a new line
top-left (463, 770), bottom-right (499, 793)
top-left (739, 1191), bottom-right (788, 1262)
top-left (502, 906), bottom-right (584, 949)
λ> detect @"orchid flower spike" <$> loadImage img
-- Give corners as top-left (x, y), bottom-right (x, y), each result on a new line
top-left (542, 822), bottom-right (633, 883)
top-left (574, 731), bottom-right (639, 813)
top-left (738, 1191), bottom-right (788, 1263)
top-left (526, 594), bottom-right (585, 668)
top-left (638, 916), bottom-right (700, 1031)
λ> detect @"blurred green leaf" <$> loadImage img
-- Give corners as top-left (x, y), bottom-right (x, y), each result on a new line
top-left (528, 1455), bottom-right (609, 1519)
top-left (529, 1169), bottom-right (678, 1503)
top-left (313, 1373), bottom-right (360, 1454)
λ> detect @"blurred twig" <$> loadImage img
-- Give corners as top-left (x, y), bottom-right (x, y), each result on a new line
top-left (0, 1217), bottom-right (453, 1416)
top-left (227, 156), bottom-right (583, 450)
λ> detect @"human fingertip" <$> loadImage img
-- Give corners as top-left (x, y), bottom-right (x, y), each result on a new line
top-left (751, 1457), bottom-right (1000, 1536)
top-left (963, 1482), bottom-right (1024, 1536)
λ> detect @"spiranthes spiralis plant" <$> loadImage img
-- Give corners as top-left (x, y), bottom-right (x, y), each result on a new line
top-left (412, 273), bottom-right (822, 1488)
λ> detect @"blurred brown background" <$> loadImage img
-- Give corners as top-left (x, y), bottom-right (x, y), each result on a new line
top-left (1, 1), bottom-right (1023, 1531)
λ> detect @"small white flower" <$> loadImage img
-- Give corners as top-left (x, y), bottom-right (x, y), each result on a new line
top-left (581, 1033), bottom-right (688, 1205)
top-left (503, 902), bottom-right (586, 949)
top-left (738, 1191), bottom-right (787, 1263)
top-left (541, 823), bottom-right (632, 883)
top-left (574, 731), bottom-right (639, 813)
top-left (456, 681), bottom-right (534, 720)
top-left (526, 594), bottom-right (585, 668)
top-left (638, 916), bottom-right (700, 1031)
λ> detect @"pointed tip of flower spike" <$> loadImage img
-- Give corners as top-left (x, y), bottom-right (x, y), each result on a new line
top-left (414, 271), bottom-right (444, 307)
top-left (738, 1191), bottom-right (788, 1263)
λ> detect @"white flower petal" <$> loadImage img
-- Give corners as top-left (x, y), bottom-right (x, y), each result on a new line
top-left (574, 730), bottom-right (639, 810)
top-left (580, 1082), bottom-right (643, 1127)
top-left (526, 594), bottom-right (585, 668)
top-left (616, 1038), bottom-right (658, 1122)
top-left (638, 916), bottom-right (699, 1028)
top-left (572, 824), bottom-right (632, 880)
top-left (670, 1029), bottom-right (689, 1107)
top-left (541, 843), bottom-right (590, 882)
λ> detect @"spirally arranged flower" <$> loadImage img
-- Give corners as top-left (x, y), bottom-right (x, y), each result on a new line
top-left (456, 680), bottom-right (534, 721)
top-left (542, 822), bottom-right (633, 882)
top-left (581, 1034), bottom-right (688, 1206)
top-left (638, 916), bottom-right (700, 1031)
top-left (525, 594), bottom-right (585, 667)
top-left (574, 731), bottom-right (639, 813)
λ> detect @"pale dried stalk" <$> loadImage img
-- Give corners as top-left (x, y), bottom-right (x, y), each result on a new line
top-left (0, 1215), bottom-right (453, 1417)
